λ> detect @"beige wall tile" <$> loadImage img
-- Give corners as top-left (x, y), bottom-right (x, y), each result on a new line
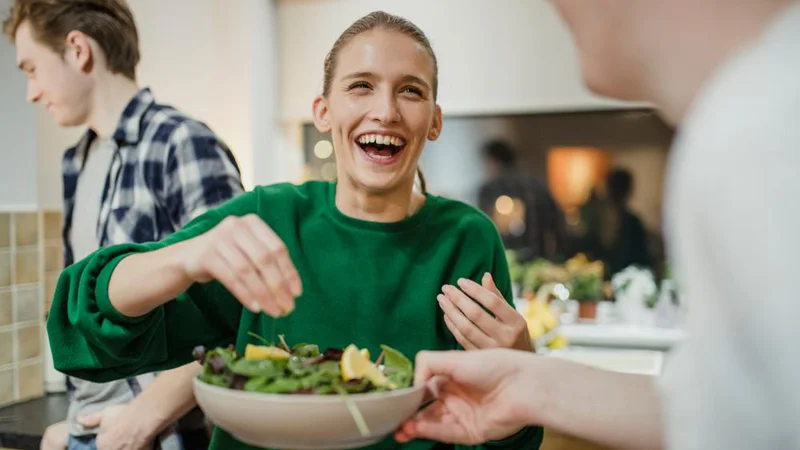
top-left (17, 325), bottom-right (41, 361)
top-left (0, 330), bottom-right (12, 365)
top-left (14, 213), bottom-right (39, 247)
top-left (17, 363), bottom-right (43, 401)
top-left (0, 291), bottom-right (11, 326)
top-left (15, 249), bottom-right (40, 285)
top-left (0, 214), bottom-right (9, 249)
top-left (0, 368), bottom-right (13, 405)
top-left (44, 244), bottom-right (63, 273)
top-left (43, 212), bottom-right (62, 241)
top-left (0, 252), bottom-right (10, 288)
top-left (15, 286), bottom-right (40, 324)
top-left (44, 273), bottom-right (59, 317)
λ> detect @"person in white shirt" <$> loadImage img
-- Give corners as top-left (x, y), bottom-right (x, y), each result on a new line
top-left (395, 0), bottom-right (800, 449)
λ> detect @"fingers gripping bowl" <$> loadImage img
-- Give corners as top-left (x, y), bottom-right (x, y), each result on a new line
top-left (192, 336), bottom-right (426, 449)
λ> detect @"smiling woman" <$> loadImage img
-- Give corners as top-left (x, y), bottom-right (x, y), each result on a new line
top-left (45, 10), bottom-right (543, 450)
top-left (312, 11), bottom-right (442, 212)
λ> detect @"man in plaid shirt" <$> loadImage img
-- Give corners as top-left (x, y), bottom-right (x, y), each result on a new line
top-left (4, 1), bottom-right (243, 449)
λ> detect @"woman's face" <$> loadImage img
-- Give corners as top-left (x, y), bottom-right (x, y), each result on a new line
top-left (313, 29), bottom-right (442, 194)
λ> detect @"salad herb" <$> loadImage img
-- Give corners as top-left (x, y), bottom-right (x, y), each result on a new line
top-left (193, 336), bottom-right (414, 396)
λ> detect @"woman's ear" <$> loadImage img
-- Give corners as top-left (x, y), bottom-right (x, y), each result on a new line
top-left (428, 105), bottom-right (443, 141)
top-left (312, 95), bottom-right (332, 133)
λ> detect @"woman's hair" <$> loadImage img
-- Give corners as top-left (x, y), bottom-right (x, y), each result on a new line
top-left (322, 11), bottom-right (438, 100)
top-left (321, 11), bottom-right (438, 195)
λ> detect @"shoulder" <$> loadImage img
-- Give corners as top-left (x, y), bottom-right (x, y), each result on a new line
top-left (680, 13), bottom-right (800, 162)
top-left (430, 195), bottom-right (502, 242)
top-left (253, 180), bottom-right (328, 201)
top-left (141, 103), bottom-right (227, 153)
top-left (673, 15), bottom-right (800, 207)
top-left (244, 181), bottom-right (329, 215)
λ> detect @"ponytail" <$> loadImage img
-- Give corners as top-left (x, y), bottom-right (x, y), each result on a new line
top-left (416, 167), bottom-right (427, 194)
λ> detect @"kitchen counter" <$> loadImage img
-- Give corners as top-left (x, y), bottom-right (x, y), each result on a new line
top-left (547, 347), bottom-right (664, 376)
top-left (0, 394), bottom-right (68, 450)
top-left (559, 323), bottom-right (686, 351)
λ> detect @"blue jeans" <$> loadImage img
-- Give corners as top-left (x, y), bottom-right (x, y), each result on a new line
top-left (68, 434), bottom-right (194, 450)
top-left (67, 435), bottom-right (97, 450)
top-left (68, 435), bottom-right (162, 450)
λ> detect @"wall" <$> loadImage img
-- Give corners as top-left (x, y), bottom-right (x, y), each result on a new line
top-left (249, 0), bottom-right (305, 186)
top-left (0, 0), bottom-right (37, 208)
top-left (0, 0), bottom-right (48, 405)
top-left (277, 0), bottom-right (645, 122)
top-left (131, 0), bottom-right (256, 188)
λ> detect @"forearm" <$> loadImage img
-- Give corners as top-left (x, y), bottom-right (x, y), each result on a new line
top-left (538, 358), bottom-right (664, 450)
top-left (108, 239), bottom-right (196, 317)
top-left (125, 362), bottom-right (203, 438)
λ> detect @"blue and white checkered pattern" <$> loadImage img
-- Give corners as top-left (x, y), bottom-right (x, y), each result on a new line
top-left (62, 88), bottom-right (244, 264)
top-left (62, 88), bottom-right (244, 449)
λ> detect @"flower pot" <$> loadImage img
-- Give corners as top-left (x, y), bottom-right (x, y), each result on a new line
top-left (578, 301), bottom-right (598, 320)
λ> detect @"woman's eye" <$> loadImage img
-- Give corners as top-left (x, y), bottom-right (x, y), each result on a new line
top-left (401, 86), bottom-right (424, 97)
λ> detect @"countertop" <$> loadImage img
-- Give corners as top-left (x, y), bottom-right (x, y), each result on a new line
top-left (559, 323), bottom-right (686, 351)
top-left (547, 347), bottom-right (664, 376)
top-left (0, 394), bottom-right (68, 450)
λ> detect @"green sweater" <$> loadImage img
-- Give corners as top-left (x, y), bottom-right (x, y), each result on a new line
top-left (47, 181), bottom-right (543, 450)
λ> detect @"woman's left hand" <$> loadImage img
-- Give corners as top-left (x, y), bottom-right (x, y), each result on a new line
top-left (438, 273), bottom-right (533, 352)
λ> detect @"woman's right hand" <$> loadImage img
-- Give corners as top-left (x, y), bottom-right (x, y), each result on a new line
top-left (181, 214), bottom-right (303, 316)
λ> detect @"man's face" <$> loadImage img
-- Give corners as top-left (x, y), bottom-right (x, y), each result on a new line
top-left (549, 0), bottom-right (648, 101)
top-left (14, 21), bottom-right (93, 127)
top-left (482, 157), bottom-right (502, 180)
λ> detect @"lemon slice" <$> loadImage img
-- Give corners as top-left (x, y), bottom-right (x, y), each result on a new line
top-left (360, 348), bottom-right (370, 361)
top-left (244, 344), bottom-right (291, 361)
top-left (340, 344), bottom-right (395, 388)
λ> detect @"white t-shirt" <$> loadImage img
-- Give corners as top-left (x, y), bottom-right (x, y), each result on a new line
top-left (659, 2), bottom-right (800, 449)
top-left (66, 136), bottom-right (127, 437)
top-left (70, 137), bottom-right (116, 261)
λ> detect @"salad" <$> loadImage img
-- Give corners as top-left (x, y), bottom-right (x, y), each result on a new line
top-left (192, 334), bottom-right (414, 396)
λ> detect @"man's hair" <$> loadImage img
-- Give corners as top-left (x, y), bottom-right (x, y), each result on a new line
top-left (607, 168), bottom-right (633, 205)
top-left (482, 140), bottom-right (518, 168)
top-left (3, 0), bottom-right (140, 80)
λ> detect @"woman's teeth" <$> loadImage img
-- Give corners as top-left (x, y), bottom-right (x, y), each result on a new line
top-left (357, 134), bottom-right (405, 147)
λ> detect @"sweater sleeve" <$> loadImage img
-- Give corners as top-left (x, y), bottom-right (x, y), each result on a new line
top-left (46, 191), bottom-right (259, 383)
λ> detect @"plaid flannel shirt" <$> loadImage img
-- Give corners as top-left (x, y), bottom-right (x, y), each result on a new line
top-left (62, 88), bottom-right (244, 264)
top-left (62, 88), bottom-right (244, 449)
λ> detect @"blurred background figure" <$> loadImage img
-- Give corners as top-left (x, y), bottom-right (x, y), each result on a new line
top-left (477, 140), bottom-right (567, 263)
top-left (577, 168), bottom-right (653, 278)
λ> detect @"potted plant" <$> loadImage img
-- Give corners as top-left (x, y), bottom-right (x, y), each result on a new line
top-left (571, 271), bottom-right (604, 320)
top-left (563, 254), bottom-right (605, 320)
top-left (522, 259), bottom-right (570, 302)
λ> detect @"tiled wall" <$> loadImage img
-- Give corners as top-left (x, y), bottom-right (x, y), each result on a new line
top-left (0, 210), bottom-right (61, 407)
top-left (43, 211), bottom-right (63, 320)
